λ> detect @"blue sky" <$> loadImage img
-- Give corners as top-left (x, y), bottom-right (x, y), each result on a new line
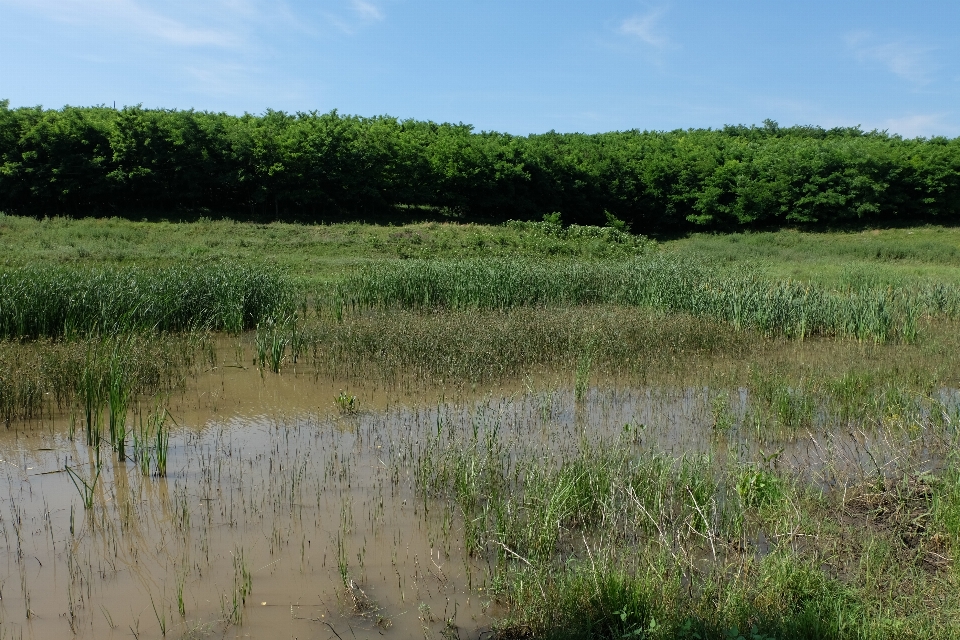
top-left (1, 0), bottom-right (958, 137)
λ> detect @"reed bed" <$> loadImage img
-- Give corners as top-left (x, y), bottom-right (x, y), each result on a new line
top-left (285, 307), bottom-right (960, 442)
top-left (304, 305), bottom-right (747, 382)
top-left (0, 262), bottom-right (292, 338)
top-left (334, 256), bottom-right (960, 343)
top-left (0, 332), bottom-right (210, 426)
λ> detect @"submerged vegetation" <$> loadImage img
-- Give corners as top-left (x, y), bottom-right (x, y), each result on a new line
top-left (0, 214), bottom-right (959, 639)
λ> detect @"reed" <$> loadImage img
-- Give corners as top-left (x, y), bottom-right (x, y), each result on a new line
top-left (106, 340), bottom-right (131, 459)
top-left (152, 406), bottom-right (170, 477)
top-left (302, 305), bottom-right (746, 382)
top-left (254, 315), bottom-right (295, 373)
top-left (130, 402), bottom-right (170, 477)
top-left (228, 547), bottom-right (252, 625)
top-left (0, 262), bottom-right (292, 339)
top-left (78, 344), bottom-right (103, 446)
top-left (0, 332), bottom-right (208, 426)
top-left (334, 256), bottom-right (960, 343)
top-left (132, 407), bottom-right (152, 476)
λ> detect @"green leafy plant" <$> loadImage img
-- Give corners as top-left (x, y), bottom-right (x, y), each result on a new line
top-left (335, 391), bottom-right (358, 415)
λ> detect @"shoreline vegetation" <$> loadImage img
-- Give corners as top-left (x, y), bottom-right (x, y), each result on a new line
top-left (1, 213), bottom-right (959, 638)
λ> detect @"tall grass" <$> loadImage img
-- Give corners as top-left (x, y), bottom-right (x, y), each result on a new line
top-left (335, 256), bottom-right (960, 343)
top-left (0, 332), bottom-right (208, 426)
top-left (303, 305), bottom-right (745, 382)
top-left (0, 262), bottom-right (292, 339)
top-left (415, 426), bottom-right (960, 639)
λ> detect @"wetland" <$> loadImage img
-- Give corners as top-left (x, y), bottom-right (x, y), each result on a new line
top-left (1, 217), bottom-right (960, 639)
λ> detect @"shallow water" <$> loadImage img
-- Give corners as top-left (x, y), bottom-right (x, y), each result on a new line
top-left (0, 359), bottom-right (956, 639)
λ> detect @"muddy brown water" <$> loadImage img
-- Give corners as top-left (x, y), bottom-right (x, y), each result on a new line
top-left (0, 361), bottom-right (956, 639)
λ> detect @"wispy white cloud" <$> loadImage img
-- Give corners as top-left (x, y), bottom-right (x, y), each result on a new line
top-left (351, 0), bottom-right (383, 22)
top-left (1, 0), bottom-right (241, 47)
top-left (846, 31), bottom-right (933, 84)
top-left (618, 8), bottom-right (670, 48)
top-left (321, 0), bottom-right (385, 36)
top-left (881, 113), bottom-right (958, 138)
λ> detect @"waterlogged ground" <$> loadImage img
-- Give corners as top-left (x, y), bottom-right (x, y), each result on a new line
top-left (1, 355), bottom-right (959, 639)
top-left (0, 372), bottom-right (498, 639)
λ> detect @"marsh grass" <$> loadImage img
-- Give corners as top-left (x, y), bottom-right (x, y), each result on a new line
top-left (255, 314), bottom-right (298, 373)
top-left (130, 402), bottom-right (171, 477)
top-left (3, 217), bottom-right (960, 637)
top-left (335, 391), bottom-right (358, 414)
top-left (335, 256), bottom-right (960, 344)
top-left (288, 306), bottom-right (960, 440)
top-left (107, 339), bottom-right (132, 458)
top-left (415, 422), bottom-right (960, 639)
top-left (0, 332), bottom-right (208, 427)
top-left (152, 405), bottom-right (170, 477)
top-left (65, 464), bottom-right (101, 510)
top-left (0, 262), bottom-right (292, 339)
top-left (302, 305), bottom-right (747, 383)
top-left (226, 548), bottom-right (252, 625)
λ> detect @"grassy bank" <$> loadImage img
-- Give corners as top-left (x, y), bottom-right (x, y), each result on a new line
top-left (667, 225), bottom-right (960, 287)
top-left (2, 214), bottom-right (959, 286)
top-left (0, 214), bottom-right (650, 281)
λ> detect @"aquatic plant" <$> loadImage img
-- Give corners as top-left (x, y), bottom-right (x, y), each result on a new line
top-left (0, 262), bottom-right (292, 339)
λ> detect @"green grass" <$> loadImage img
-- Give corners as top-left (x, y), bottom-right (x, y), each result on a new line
top-left (334, 256), bottom-right (960, 343)
top-left (0, 262), bottom-right (291, 338)
top-left (2, 215), bottom-right (959, 287)
top-left (667, 226), bottom-right (960, 287)
top-left (0, 214), bottom-right (650, 283)
top-left (412, 406), bottom-right (960, 640)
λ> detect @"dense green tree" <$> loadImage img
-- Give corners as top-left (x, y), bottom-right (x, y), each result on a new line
top-left (1, 103), bottom-right (957, 231)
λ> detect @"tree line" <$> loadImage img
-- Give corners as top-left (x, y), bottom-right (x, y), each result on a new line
top-left (1, 101), bottom-right (958, 231)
